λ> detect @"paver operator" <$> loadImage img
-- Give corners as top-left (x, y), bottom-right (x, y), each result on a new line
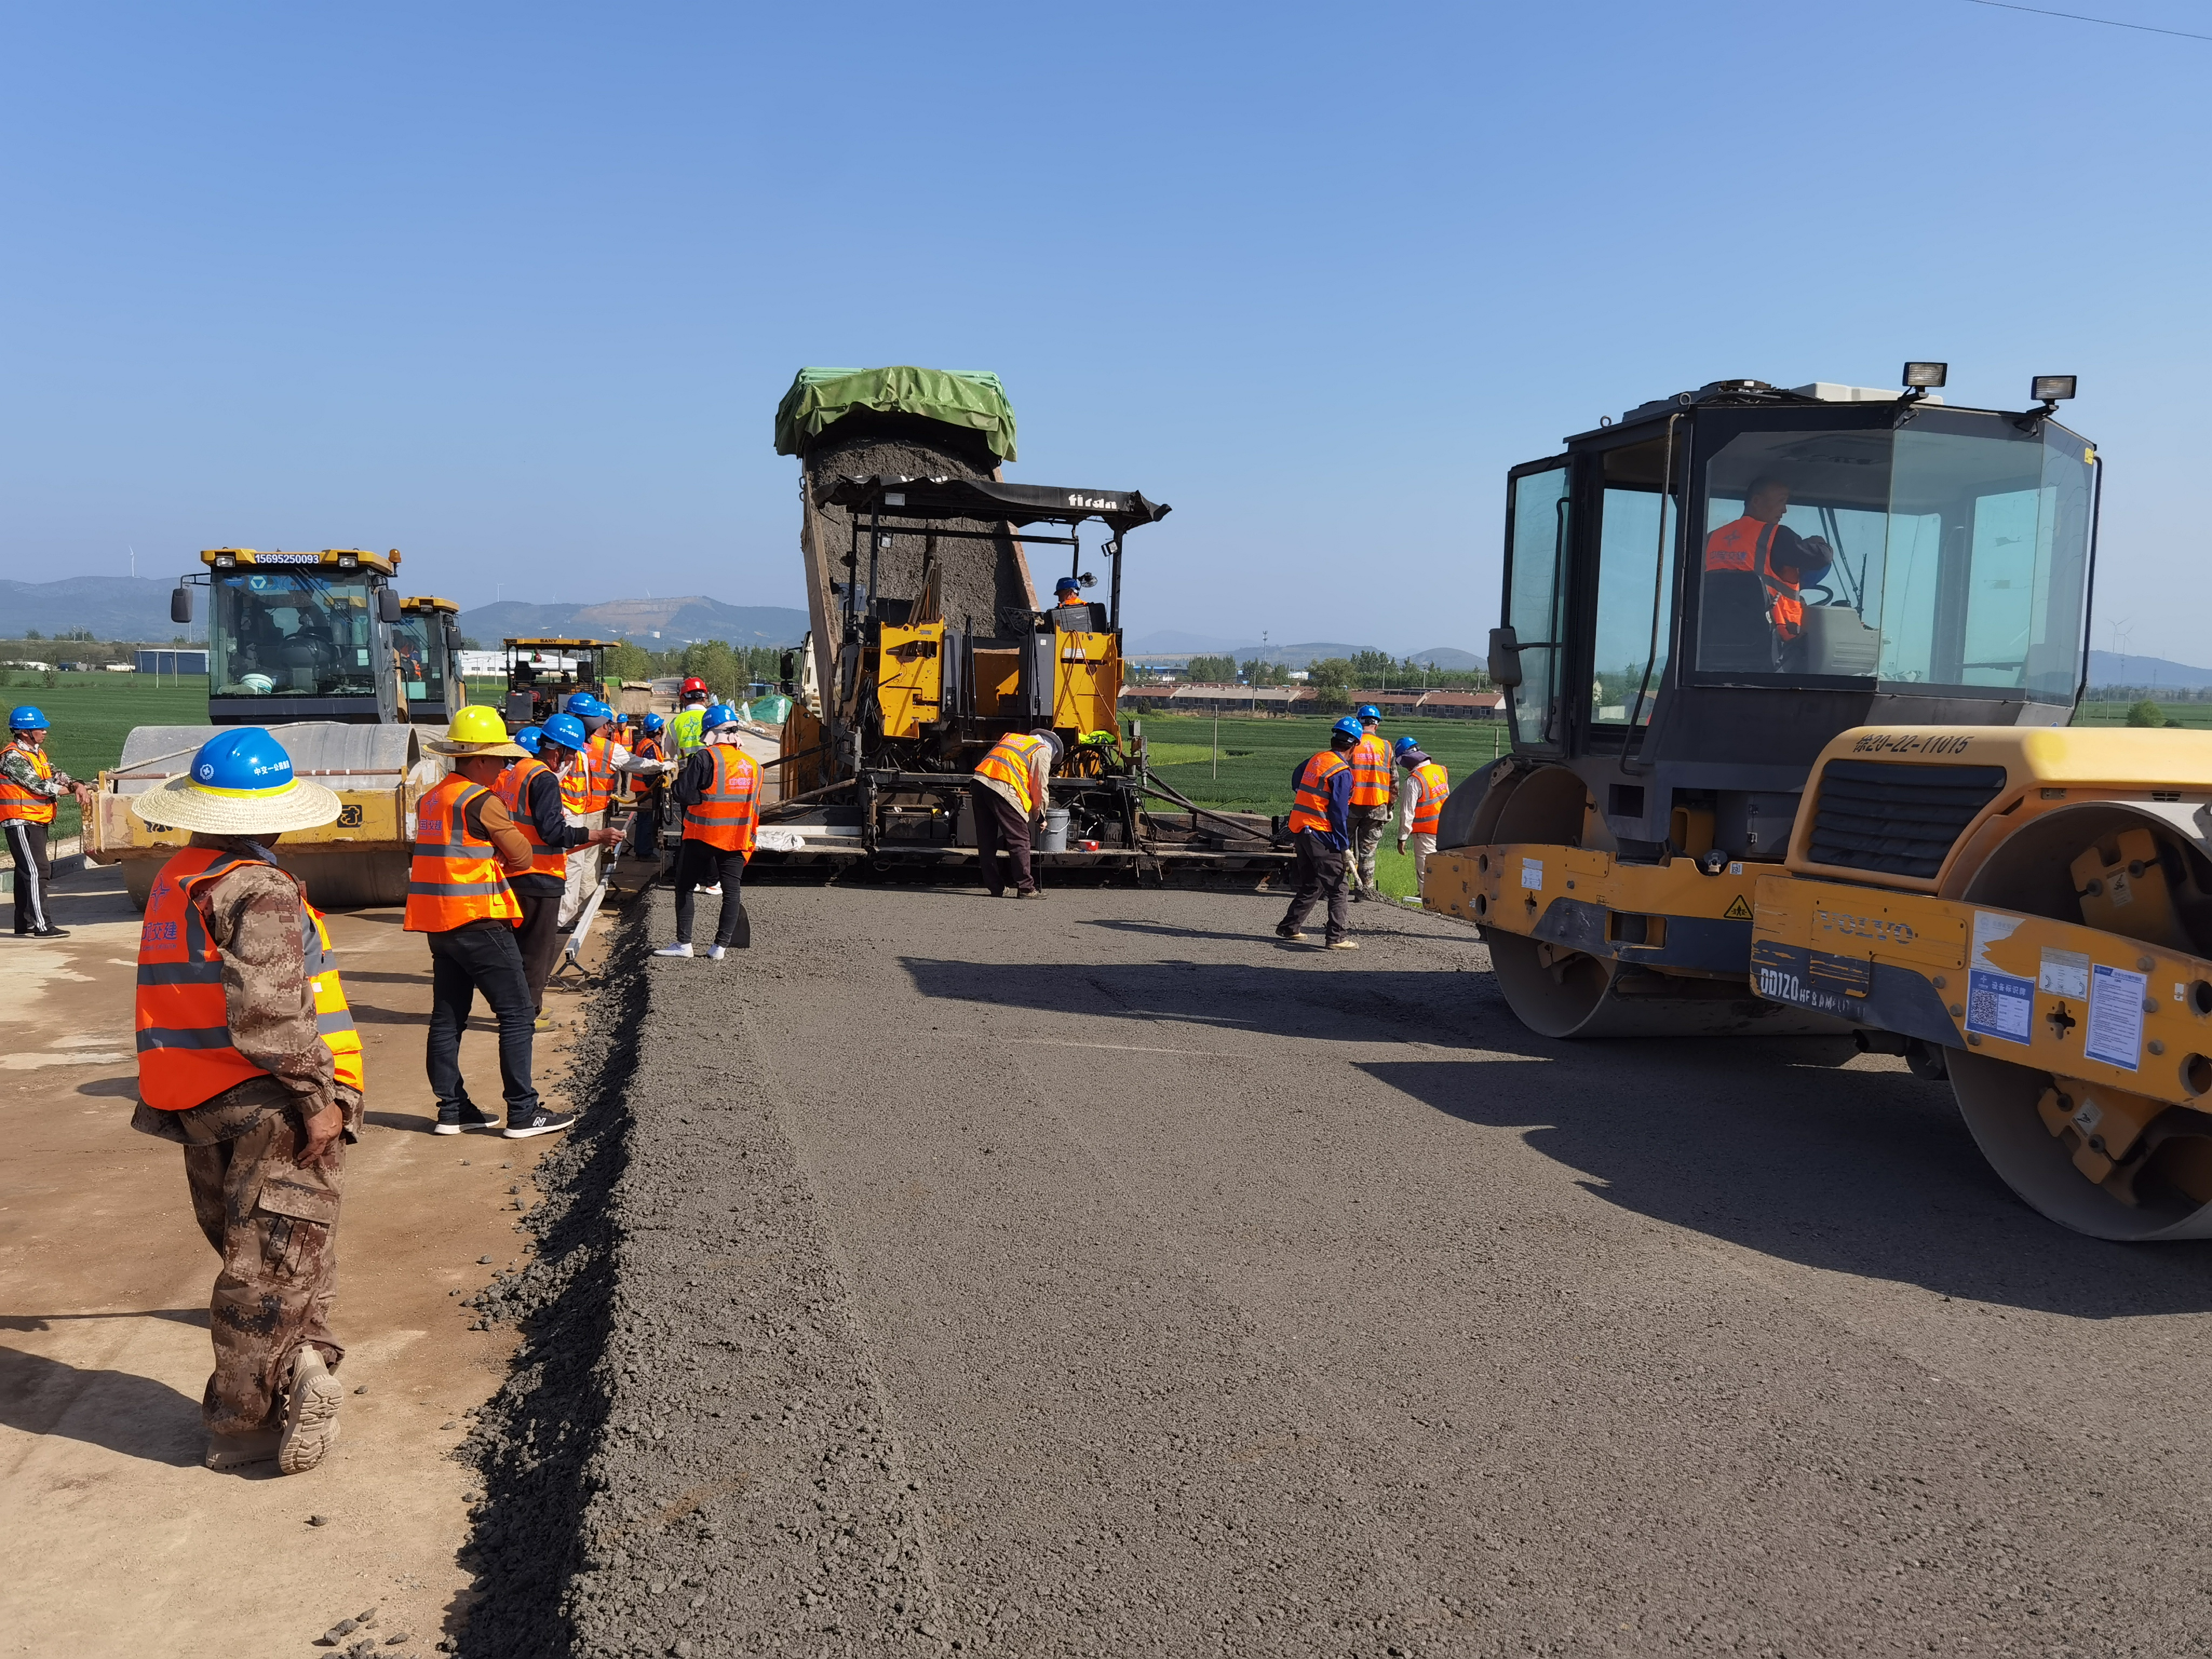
top-left (127, 728), bottom-right (360, 1475)
top-left (970, 728), bottom-right (1063, 900)
top-left (1276, 717), bottom-right (1360, 950)
top-left (656, 703), bottom-right (759, 959)
top-left (406, 712), bottom-right (574, 1141)
top-left (1393, 735), bottom-right (1451, 896)
top-left (1345, 703), bottom-right (1392, 901)
top-left (2, 704), bottom-right (93, 938)
top-left (490, 709), bottom-right (622, 1016)
top-left (1051, 577), bottom-right (1085, 610)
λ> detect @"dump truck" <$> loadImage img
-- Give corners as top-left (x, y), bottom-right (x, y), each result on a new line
top-left (1420, 369), bottom-right (2212, 1240)
top-left (765, 365), bottom-right (1289, 879)
top-left (395, 595), bottom-right (465, 726)
top-left (86, 547), bottom-right (429, 909)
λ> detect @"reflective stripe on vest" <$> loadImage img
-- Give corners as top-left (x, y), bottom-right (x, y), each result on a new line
top-left (630, 734), bottom-right (664, 797)
top-left (494, 757), bottom-right (570, 879)
top-left (684, 745), bottom-right (758, 855)
top-left (580, 730), bottom-right (616, 813)
top-left (1409, 760), bottom-right (1451, 836)
top-left (1704, 517), bottom-right (1805, 639)
top-left (1350, 732), bottom-right (1391, 807)
top-left (974, 733), bottom-right (1047, 815)
top-left (0, 741), bottom-right (56, 825)
top-left (404, 773), bottom-right (522, 932)
top-left (306, 905), bottom-right (363, 1092)
top-left (1289, 750), bottom-right (1350, 835)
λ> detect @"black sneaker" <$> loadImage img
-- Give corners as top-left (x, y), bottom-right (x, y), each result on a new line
top-left (26, 925), bottom-right (70, 939)
top-left (433, 1102), bottom-right (500, 1136)
top-left (503, 1106), bottom-right (577, 1140)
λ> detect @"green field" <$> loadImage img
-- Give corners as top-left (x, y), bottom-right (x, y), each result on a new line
top-left (0, 675), bottom-right (211, 839)
top-left (2072, 701), bottom-right (2212, 729)
top-left (1135, 712), bottom-right (1507, 901)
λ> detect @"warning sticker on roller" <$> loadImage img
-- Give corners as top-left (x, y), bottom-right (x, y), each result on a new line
top-left (1520, 858), bottom-right (1543, 891)
top-left (2086, 963), bottom-right (2147, 1072)
top-left (1966, 912), bottom-right (2034, 1044)
top-left (1723, 895), bottom-right (1754, 921)
top-left (2039, 947), bottom-right (2089, 1000)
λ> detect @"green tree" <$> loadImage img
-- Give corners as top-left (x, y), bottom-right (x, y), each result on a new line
top-left (24, 628), bottom-right (40, 640)
top-left (1307, 657), bottom-right (1356, 711)
top-left (605, 640), bottom-right (656, 684)
top-left (2127, 698), bottom-right (2167, 727)
top-left (1186, 653), bottom-right (1238, 683)
top-left (1239, 657), bottom-right (1290, 686)
top-left (1349, 649), bottom-right (1396, 684)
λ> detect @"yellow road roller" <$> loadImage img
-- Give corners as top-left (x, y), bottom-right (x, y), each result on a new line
top-left (1419, 368), bottom-right (2212, 1239)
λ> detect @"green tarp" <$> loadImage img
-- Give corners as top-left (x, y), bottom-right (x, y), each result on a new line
top-left (774, 366), bottom-right (1017, 461)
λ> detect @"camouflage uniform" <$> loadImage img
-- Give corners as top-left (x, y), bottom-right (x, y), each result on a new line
top-left (133, 846), bottom-right (363, 1436)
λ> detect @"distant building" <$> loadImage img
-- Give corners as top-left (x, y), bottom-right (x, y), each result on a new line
top-left (134, 649), bottom-right (208, 675)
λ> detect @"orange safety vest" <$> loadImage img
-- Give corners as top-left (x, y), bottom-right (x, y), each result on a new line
top-left (0, 740), bottom-right (56, 825)
top-left (684, 744), bottom-right (759, 855)
top-left (1350, 731), bottom-right (1391, 808)
top-left (494, 757), bottom-right (571, 880)
top-left (1408, 759), bottom-right (1451, 836)
top-left (974, 732), bottom-right (1049, 816)
top-left (1704, 517), bottom-right (1805, 640)
top-left (581, 729), bottom-right (618, 813)
top-left (1289, 750), bottom-right (1351, 835)
top-left (136, 846), bottom-right (362, 1109)
top-left (404, 773), bottom-right (522, 932)
top-left (630, 733), bottom-right (664, 798)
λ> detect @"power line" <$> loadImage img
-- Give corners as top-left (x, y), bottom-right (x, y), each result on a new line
top-left (1964, 0), bottom-right (2212, 41)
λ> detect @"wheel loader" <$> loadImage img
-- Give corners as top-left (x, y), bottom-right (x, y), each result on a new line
top-left (1422, 369), bottom-right (2212, 1240)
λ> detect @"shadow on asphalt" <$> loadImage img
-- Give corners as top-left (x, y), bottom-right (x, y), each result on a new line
top-left (0, 1344), bottom-right (206, 1466)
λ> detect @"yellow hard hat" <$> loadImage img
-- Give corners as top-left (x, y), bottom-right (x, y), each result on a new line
top-left (446, 705), bottom-right (511, 745)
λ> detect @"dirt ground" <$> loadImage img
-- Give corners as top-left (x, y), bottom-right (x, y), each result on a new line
top-left (0, 857), bottom-right (618, 1659)
top-left (469, 878), bottom-right (2212, 1658)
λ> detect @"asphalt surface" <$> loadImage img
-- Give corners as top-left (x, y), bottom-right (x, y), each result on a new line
top-left (468, 879), bottom-right (2212, 1657)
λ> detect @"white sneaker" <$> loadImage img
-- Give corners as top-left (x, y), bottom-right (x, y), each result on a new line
top-left (654, 942), bottom-right (693, 957)
top-left (706, 945), bottom-right (726, 961)
top-left (698, 884), bottom-right (721, 897)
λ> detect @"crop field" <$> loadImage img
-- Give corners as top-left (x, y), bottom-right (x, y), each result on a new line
top-left (1137, 711), bottom-right (1508, 900)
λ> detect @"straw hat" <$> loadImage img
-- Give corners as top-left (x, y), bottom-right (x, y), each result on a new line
top-left (129, 729), bottom-right (342, 837)
top-left (425, 704), bottom-right (529, 760)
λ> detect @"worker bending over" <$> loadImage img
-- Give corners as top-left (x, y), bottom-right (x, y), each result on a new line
top-left (406, 718), bottom-right (572, 1140)
top-left (494, 710), bottom-right (622, 1016)
top-left (127, 729), bottom-right (359, 1474)
top-left (666, 676), bottom-right (714, 755)
top-left (971, 727), bottom-right (1062, 899)
top-left (1703, 476), bottom-right (1832, 670)
top-left (1393, 736), bottom-right (1451, 898)
top-left (1277, 717), bottom-right (1360, 950)
top-left (656, 703), bottom-right (758, 959)
top-left (1344, 704), bottom-right (1391, 900)
top-left (2, 704), bottom-right (92, 938)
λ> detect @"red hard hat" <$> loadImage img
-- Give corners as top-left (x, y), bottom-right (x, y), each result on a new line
top-left (680, 676), bottom-right (707, 694)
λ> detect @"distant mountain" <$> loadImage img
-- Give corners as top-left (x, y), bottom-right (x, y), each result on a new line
top-left (457, 596), bottom-right (810, 649)
top-left (2086, 650), bottom-right (2212, 690)
top-left (1406, 645), bottom-right (1482, 671)
top-left (0, 576), bottom-right (190, 641)
top-left (1128, 629), bottom-right (1252, 655)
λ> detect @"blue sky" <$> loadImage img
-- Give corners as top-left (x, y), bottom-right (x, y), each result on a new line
top-left (3, 1), bottom-right (2206, 660)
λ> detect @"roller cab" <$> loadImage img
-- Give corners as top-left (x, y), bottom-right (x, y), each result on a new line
top-left (395, 596), bottom-right (465, 727)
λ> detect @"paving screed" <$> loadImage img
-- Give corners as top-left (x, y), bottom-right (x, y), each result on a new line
top-left (464, 881), bottom-right (2212, 1657)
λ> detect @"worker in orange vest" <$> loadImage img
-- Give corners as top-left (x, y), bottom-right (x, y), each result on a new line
top-left (655, 703), bottom-right (759, 958)
top-left (1703, 476), bottom-right (1832, 669)
top-left (1276, 717), bottom-right (1360, 949)
top-left (495, 714), bottom-right (624, 1015)
top-left (126, 728), bottom-right (359, 1475)
top-left (1393, 736), bottom-right (1451, 898)
top-left (2, 704), bottom-right (92, 937)
top-left (971, 727), bottom-right (1063, 898)
top-left (408, 709), bottom-right (574, 1141)
top-left (1345, 703), bottom-right (1393, 900)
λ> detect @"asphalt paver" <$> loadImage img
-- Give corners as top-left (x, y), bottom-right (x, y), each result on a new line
top-left (468, 880), bottom-right (2212, 1657)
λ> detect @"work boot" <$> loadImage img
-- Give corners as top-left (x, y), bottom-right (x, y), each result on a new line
top-left (433, 1102), bottom-right (500, 1136)
top-left (278, 1347), bottom-right (343, 1475)
top-left (1274, 924), bottom-right (1307, 942)
top-left (654, 942), bottom-right (693, 957)
top-left (1015, 888), bottom-right (1047, 901)
top-left (204, 1427), bottom-right (282, 1471)
top-left (504, 1105), bottom-right (577, 1141)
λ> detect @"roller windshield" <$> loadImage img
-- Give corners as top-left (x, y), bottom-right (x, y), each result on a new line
top-left (393, 616), bottom-right (447, 708)
top-left (1694, 414), bottom-right (2094, 702)
top-left (208, 570), bottom-right (382, 699)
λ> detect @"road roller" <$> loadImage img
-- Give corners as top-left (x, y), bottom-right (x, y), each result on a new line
top-left (1419, 367), bottom-right (2212, 1239)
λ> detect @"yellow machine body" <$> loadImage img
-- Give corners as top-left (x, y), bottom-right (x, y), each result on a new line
top-left (200, 546), bottom-right (402, 575)
top-left (874, 622), bottom-right (946, 739)
top-left (1051, 628), bottom-right (1121, 737)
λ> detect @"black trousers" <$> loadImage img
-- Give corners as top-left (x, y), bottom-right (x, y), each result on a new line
top-left (626, 795), bottom-right (661, 858)
top-left (510, 880), bottom-right (564, 1013)
top-left (673, 841), bottom-right (750, 947)
top-left (426, 920), bottom-right (541, 1120)
top-left (6, 820), bottom-right (51, 933)
top-left (970, 784), bottom-right (1035, 895)
top-left (1280, 831), bottom-right (1350, 942)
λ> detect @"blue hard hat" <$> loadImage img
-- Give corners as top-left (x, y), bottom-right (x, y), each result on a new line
top-left (191, 727), bottom-right (296, 792)
top-left (1331, 716), bottom-right (1364, 740)
top-left (540, 712), bottom-right (588, 751)
top-left (641, 713), bottom-right (665, 735)
top-left (514, 725), bottom-right (543, 755)
top-left (1356, 704), bottom-right (1382, 721)
top-left (1054, 577), bottom-right (1082, 595)
top-left (1393, 734), bottom-right (1419, 757)
top-left (702, 703), bottom-right (739, 732)
top-left (564, 693), bottom-right (609, 719)
top-left (8, 704), bottom-right (50, 731)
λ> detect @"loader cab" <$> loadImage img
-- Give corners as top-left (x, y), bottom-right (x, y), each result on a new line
top-left (395, 596), bottom-right (464, 726)
top-left (1488, 379), bottom-right (2098, 862)
top-left (177, 548), bottom-right (408, 726)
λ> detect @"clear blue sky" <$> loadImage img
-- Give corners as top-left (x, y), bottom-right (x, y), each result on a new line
top-left (4, 1), bottom-right (2206, 660)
